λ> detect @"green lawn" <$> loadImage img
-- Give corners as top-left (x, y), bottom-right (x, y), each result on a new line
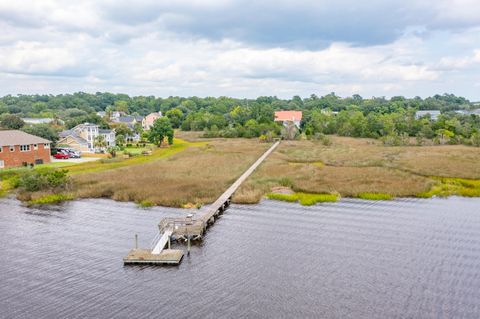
top-left (66, 138), bottom-right (205, 175)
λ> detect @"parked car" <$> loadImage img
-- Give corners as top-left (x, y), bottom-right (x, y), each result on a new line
top-left (52, 147), bottom-right (81, 158)
top-left (65, 149), bottom-right (81, 158)
top-left (53, 152), bottom-right (69, 159)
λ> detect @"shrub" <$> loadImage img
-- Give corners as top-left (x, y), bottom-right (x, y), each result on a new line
top-left (16, 168), bottom-right (69, 192)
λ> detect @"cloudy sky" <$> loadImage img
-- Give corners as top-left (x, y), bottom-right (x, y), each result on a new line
top-left (0, 0), bottom-right (480, 99)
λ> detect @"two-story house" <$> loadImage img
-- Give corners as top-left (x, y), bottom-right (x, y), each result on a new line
top-left (142, 112), bottom-right (162, 130)
top-left (0, 130), bottom-right (51, 168)
top-left (58, 123), bottom-right (115, 153)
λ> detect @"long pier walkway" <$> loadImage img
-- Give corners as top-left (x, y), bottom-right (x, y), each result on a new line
top-left (124, 141), bottom-right (280, 265)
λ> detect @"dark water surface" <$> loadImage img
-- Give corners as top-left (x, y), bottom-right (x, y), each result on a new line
top-left (0, 196), bottom-right (479, 318)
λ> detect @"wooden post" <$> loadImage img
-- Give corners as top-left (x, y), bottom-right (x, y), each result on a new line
top-left (168, 235), bottom-right (171, 249)
top-left (135, 234), bottom-right (138, 249)
top-left (187, 235), bottom-right (191, 256)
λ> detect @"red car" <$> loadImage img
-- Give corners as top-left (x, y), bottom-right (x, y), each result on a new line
top-left (53, 152), bottom-right (69, 159)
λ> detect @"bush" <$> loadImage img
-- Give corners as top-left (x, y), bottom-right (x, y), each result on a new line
top-left (16, 168), bottom-right (69, 192)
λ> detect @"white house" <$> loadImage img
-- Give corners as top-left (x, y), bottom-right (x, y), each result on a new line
top-left (58, 123), bottom-right (115, 153)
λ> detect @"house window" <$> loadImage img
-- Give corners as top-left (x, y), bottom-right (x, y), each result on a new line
top-left (20, 145), bottom-right (31, 152)
top-left (9, 145), bottom-right (14, 152)
top-left (0, 146), bottom-right (2, 153)
top-left (44, 143), bottom-right (50, 149)
top-left (33, 144), bottom-right (38, 150)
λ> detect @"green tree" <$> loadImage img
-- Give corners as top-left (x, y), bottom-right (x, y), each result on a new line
top-left (1, 114), bottom-right (25, 129)
top-left (111, 123), bottom-right (132, 137)
top-left (22, 124), bottom-right (59, 146)
top-left (115, 134), bottom-right (126, 147)
top-left (94, 135), bottom-right (107, 152)
top-left (148, 117), bottom-right (174, 146)
top-left (166, 108), bottom-right (184, 128)
top-left (114, 100), bottom-right (129, 113)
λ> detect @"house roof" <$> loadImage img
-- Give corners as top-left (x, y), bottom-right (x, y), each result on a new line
top-left (274, 111), bottom-right (303, 122)
top-left (99, 129), bottom-right (114, 134)
top-left (58, 129), bottom-right (88, 145)
top-left (0, 130), bottom-right (51, 147)
top-left (117, 116), bottom-right (137, 123)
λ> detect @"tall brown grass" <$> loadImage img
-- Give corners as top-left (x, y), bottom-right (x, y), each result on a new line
top-left (235, 136), bottom-right (480, 203)
top-left (73, 139), bottom-right (269, 207)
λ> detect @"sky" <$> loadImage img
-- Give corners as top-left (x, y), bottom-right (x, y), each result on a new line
top-left (0, 0), bottom-right (480, 100)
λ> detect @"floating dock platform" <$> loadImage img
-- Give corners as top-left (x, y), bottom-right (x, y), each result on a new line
top-left (123, 249), bottom-right (184, 265)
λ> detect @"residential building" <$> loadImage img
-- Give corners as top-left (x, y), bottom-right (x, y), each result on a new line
top-left (114, 115), bottom-right (143, 129)
top-left (0, 130), bottom-right (51, 168)
top-left (415, 110), bottom-right (441, 120)
top-left (455, 109), bottom-right (480, 116)
top-left (142, 112), bottom-right (162, 130)
top-left (274, 111), bottom-right (303, 128)
top-left (110, 111), bottom-right (126, 121)
top-left (58, 123), bottom-right (115, 153)
top-left (21, 118), bottom-right (54, 125)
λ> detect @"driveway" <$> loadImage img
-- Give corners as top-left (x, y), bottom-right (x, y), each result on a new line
top-left (51, 157), bottom-right (101, 163)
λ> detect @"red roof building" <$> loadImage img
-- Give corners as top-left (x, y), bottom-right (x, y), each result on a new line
top-left (274, 111), bottom-right (303, 128)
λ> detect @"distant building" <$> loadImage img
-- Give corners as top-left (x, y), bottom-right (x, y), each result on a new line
top-left (142, 112), bottom-right (162, 130)
top-left (114, 115), bottom-right (143, 129)
top-left (456, 109), bottom-right (480, 116)
top-left (415, 110), bottom-right (441, 121)
top-left (0, 130), bottom-right (51, 168)
top-left (21, 118), bottom-right (54, 125)
top-left (96, 111), bottom-right (106, 118)
top-left (274, 111), bottom-right (303, 128)
top-left (58, 123), bottom-right (115, 153)
top-left (110, 111), bottom-right (126, 121)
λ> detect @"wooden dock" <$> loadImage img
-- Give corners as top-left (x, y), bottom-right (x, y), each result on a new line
top-left (123, 249), bottom-right (183, 265)
top-left (158, 141), bottom-right (280, 240)
top-left (124, 141), bottom-right (279, 265)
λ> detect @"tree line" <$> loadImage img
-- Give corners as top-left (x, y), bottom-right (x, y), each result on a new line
top-left (0, 92), bottom-right (479, 146)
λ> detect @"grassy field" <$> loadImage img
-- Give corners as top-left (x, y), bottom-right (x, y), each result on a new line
top-left (234, 136), bottom-right (480, 204)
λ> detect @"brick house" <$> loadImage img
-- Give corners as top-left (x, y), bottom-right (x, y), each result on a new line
top-left (0, 130), bottom-right (51, 169)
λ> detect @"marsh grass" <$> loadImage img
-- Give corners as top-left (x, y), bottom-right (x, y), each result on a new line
top-left (73, 138), bottom-right (270, 207)
top-left (236, 136), bottom-right (480, 202)
top-left (138, 200), bottom-right (154, 208)
top-left (267, 192), bottom-right (339, 206)
top-left (27, 193), bottom-right (74, 206)
top-left (357, 193), bottom-right (393, 200)
top-left (417, 177), bottom-right (480, 198)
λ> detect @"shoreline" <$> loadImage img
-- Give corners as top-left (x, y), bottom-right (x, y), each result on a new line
top-left (2, 136), bottom-right (480, 207)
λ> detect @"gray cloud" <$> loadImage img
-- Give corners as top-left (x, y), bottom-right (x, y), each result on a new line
top-left (0, 0), bottom-right (479, 99)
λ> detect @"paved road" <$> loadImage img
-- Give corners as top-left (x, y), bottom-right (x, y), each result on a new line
top-left (51, 157), bottom-right (101, 163)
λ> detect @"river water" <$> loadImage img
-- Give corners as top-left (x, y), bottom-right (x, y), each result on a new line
top-left (0, 196), bottom-right (479, 318)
